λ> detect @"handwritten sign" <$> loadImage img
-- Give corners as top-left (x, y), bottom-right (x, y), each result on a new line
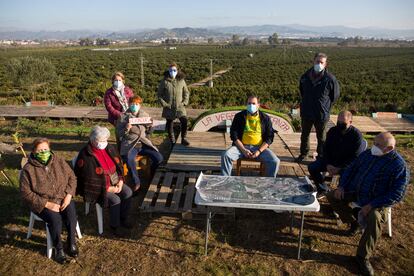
top-left (129, 117), bottom-right (152, 125)
top-left (192, 110), bottom-right (294, 133)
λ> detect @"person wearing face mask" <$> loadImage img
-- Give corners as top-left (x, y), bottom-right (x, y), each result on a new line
top-left (328, 132), bottom-right (409, 276)
top-left (296, 52), bottom-right (340, 162)
top-left (20, 138), bottom-right (78, 264)
top-left (116, 96), bottom-right (163, 192)
top-left (308, 111), bottom-right (362, 196)
top-left (74, 126), bottom-right (132, 236)
top-left (221, 95), bottom-right (280, 177)
top-left (104, 72), bottom-right (134, 126)
top-left (157, 63), bottom-right (190, 146)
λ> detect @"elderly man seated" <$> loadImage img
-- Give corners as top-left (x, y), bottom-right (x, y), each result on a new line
top-left (221, 95), bottom-right (280, 177)
top-left (328, 132), bottom-right (409, 276)
top-left (308, 110), bottom-right (362, 195)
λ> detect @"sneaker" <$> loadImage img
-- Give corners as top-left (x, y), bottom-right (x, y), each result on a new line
top-left (317, 183), bottom-right (330, 193)
top-left (355, 256), bottom-right (374, 276)
top-left (181, 138), bottom-right (190, 146)
top-left (294, 154), bottom-right (306, 162)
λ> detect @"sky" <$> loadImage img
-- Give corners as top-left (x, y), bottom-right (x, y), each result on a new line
top-left (0, 0), bottom-right (413, 31)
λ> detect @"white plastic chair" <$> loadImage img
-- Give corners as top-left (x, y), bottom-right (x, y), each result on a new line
top-left (71, 155), bottom-right (104, 235)
top-left (85, 202), bottom-right (104, 234)
top-left (26, 212), bottom-right (82, 258)
top-left (349, 202), bottom-right (392, 237)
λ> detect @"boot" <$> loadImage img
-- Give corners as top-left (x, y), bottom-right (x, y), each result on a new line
top-left (181, 137), bottom-right (190, 146)
top-left (67, 242), bottom-right (78, 258)
top-left (54, 248), bottom-right (68, 264)
top-left (180, 121), bottom-right (189, 146)
top-left (166, 119), bottom-right (175, 144)
top-left (355, 256), bottom-right (374, 276)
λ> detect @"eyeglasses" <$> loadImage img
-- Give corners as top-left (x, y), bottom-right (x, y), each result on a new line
top-left (169, 69), bottom-right (177, 72)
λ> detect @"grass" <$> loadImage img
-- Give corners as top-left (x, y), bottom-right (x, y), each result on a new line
top-left (0, 119), bottom-right (413, 275)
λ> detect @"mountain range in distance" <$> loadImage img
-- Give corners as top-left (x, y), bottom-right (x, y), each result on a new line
top-left (1, 24), bottom-right (413, 40)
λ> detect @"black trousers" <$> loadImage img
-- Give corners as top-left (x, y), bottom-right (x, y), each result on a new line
top-left (300, 118), bottom-right (328, 157)
top-left (107, 185), bottom-right (132, 228)
top-left (166, 116), bottom-right (188, 140)
top-left (36, 200), bottom-right (77, 250)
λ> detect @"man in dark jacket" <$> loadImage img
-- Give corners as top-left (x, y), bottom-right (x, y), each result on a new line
top-left (221, 95), bottom-right (280, 177)
top-left (296, 52), bottom-right (340, 162)
top-left (308, 111), bottom-right (362, 194)
top-left (329, 132), bottom-right (409, 276)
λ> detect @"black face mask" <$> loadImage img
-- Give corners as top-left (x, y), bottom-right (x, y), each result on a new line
top-left (337, 122), bottom-right (348, 131)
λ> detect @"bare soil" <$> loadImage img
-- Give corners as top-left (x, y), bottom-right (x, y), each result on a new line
top-left (0, 133), bottom-right (413, 275)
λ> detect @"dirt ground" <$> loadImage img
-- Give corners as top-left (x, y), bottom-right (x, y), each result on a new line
top-left (0, 131), bottom-right (413, 275)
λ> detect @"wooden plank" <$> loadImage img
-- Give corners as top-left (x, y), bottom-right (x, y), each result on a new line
top-left (141, 171), bottom-right (162, 209)
top-left (154, 172), bottom-right (174, 210)
top-left (170, 172), bottom-right (186, 211)
top-left (183, 172), bottom-right (197, 211)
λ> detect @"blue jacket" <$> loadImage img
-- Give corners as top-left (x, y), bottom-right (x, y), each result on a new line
top-left (230, 110), bottom-right (274, 146)
top-left (299, 68), bottom-right (340, 121)
top-left (339, 149), bottom-right (410, 208)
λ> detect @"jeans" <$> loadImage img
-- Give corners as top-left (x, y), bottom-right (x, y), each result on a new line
top-left (300, 118), bottom-right (328, 157)
top-left (36, 200), bottom-right (77, 250)
top-left (308, 158), bottom-right (328, 184)
top-left (221, 145), bottom-right (280, 177)
top-left (107, 184), bottom-right (132, 228)
top-left (122, 145), bottom-right (163, 185)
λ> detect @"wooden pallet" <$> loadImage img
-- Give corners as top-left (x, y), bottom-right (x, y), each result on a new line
top-left (166, 132), bottom-right (227, 172)
top-left (140, 171), bottom-right (233, 217)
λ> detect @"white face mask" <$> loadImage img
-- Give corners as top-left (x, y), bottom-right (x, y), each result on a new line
top-left (113, 80), bottom-right (123, 91)
top-left (169, 67), bottom-right (178, 79)
top-left (371, 145), bottom-right (384, 156)
top-left (313, 63), bottom-right (325, 73)
top-left (95, 141), bottom-right (108, 150)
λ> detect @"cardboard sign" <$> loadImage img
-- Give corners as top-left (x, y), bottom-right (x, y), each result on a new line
top-left (129, 117), bottom-right (152, 125)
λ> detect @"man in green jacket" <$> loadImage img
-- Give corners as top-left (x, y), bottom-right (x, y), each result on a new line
top-left (157, 63), bottom-right (190, 146)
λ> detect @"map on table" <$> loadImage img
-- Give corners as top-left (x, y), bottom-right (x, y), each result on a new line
top-left (195, 173), bottom-right (316, 206)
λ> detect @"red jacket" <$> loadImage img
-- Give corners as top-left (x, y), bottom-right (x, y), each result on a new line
top-left (103, 86), bottom-right (134, 125)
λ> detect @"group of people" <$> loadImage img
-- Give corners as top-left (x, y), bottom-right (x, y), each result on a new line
top-left (19, 56), bottom-right (410, 275)
top-left (219, 53), bottom-right (409, 276)
top-left (19, 63), bottom-right (189, 263)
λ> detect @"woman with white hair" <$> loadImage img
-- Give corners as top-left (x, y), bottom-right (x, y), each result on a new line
top-left (74, 126), bottom-right (132, 236)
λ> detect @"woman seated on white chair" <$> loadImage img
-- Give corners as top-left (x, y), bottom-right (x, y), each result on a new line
top-left (74, 126), bottom-right (132, 236)
top-left (20, 138), bottom-right (78, 264)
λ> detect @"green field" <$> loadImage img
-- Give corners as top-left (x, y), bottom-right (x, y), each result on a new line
top-left (0, 45), bottom-right (413, 114)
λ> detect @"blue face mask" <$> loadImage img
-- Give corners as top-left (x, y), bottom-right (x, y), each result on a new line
top-left (246, 103), bottom-right (258, 114)
top-left (130, 104), bottom-right (140, 113)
